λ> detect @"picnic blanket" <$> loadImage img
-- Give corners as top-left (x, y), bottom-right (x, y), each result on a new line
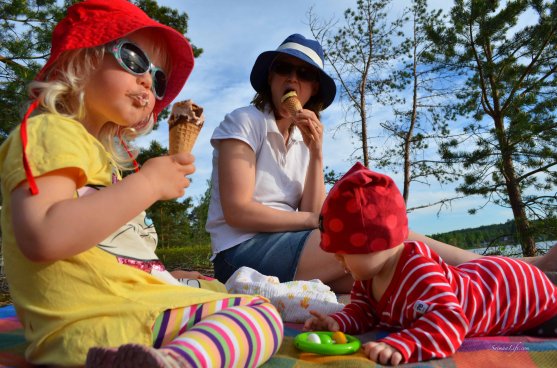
top-left (262, 323), bottom-right (557, 367)
top-left (0, 305), bottom-right (556, 367)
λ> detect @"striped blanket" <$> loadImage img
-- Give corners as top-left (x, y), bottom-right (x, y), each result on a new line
top-left (263, 323), bottom-right (557, 367)
top-left (1, 306), bottom-right (556, 367)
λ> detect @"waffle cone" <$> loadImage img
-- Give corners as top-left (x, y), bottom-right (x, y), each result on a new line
top-left (169, 123), bottom-right (201, 154)
top-left (281, 91), bottom-right (302, 117)
top-left (168, 99), bottom-right (204, 154)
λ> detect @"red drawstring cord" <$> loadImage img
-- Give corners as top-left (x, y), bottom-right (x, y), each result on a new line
top-left (118, 112), bottom-right (156, 173)
top-left (20, 99), bottom-right (41, 195)
top-left (21, 104), bottom-right (151, 195)
top-left (118, 129), bottom-right (139, 173)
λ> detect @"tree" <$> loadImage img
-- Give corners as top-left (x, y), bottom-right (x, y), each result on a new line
top-left (309, 0), bottom-right (406, 168)
top-left (135, 141), bottom-right (196, 248)
top-left (0, 0), bottom-right (200, 140)
top-left (0, 0), bottom-right (67, 142)
top-left (431, 0), bottom-right (557, 256)
top-left (378, 0), bottom-right (458, 203)
top-left (1, 0), bottom-right (210, 247)
top-left (310, 0), bottom-right (459, 208)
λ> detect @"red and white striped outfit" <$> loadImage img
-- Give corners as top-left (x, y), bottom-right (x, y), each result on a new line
top-left (330, 241), bottom-right (557, 363)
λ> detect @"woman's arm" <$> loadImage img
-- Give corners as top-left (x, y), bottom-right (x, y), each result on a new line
top-left (218, 138), bottom-right (318, 232)
top-left (11, 153), bottom-right (193, 262)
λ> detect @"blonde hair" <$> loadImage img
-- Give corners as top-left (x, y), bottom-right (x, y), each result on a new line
top-left (28, 34), bottom-right (170, 170)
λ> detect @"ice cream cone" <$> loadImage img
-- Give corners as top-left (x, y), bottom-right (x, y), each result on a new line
top-left (281, 91), bottom-right (302, 117)
top-left (168, 100), bottom-right (205, 155)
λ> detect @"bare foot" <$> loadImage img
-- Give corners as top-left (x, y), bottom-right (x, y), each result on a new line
top-left (86, 344), bottom-right (191, 368)
top-left (526, 243), bottom-right (557, 272)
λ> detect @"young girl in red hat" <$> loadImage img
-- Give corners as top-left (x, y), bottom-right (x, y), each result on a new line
top-left (0, 1), bottom-right (282, 367)
top-left (304, 163), bottom-right (557, 365)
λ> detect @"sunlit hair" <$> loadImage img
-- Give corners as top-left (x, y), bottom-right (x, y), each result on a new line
top-left (251, 58), bottom-right (324, 119)
top-left (27, 33), bottom-right (170, 171)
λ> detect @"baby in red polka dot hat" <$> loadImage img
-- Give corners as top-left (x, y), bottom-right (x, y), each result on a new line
top-left (305, 162), bottom-right (557, 365)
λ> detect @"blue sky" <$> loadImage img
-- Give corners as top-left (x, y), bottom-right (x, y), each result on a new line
top-left (141, 0), bottom-right (515, 235)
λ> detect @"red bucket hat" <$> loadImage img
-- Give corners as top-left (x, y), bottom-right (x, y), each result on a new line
top-left (36, 0), bottom-right (193, 115)
top-left (319, 162), bottom-right (409, 254)
top-left (21, 0), bottom-right (194, 194)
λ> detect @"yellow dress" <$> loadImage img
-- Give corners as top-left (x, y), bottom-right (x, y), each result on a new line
top-left (0, 114), bottom-right (246, 365)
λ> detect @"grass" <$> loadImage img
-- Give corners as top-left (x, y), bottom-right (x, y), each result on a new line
top-left (156, 244), bottom-right (214, 275)
top-left (0, 244), bottom-right (214, 307)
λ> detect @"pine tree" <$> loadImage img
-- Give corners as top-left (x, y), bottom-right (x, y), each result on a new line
top-left (431, 0), bottom-right (557, 256)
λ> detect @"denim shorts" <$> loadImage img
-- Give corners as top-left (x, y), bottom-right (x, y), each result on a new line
top-left (213, 230), bottom-right (312, 283)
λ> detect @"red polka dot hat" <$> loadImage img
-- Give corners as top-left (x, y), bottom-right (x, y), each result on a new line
top-left (320, 162), bottom-right (409, 254)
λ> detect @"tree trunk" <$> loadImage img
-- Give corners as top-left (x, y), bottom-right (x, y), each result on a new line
top-left (495, 115), bottom-right (537, 256)
top-left (501, 156), bottom-right (537, 256)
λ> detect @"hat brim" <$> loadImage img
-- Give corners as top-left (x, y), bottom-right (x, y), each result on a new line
top-left (250, 50), bottom-right (336, 108)
top-left (37, 4), bottom-right (194, 115)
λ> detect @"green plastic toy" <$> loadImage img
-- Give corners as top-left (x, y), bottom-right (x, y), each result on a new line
top-left (294, 331), bottom-right (361, 355)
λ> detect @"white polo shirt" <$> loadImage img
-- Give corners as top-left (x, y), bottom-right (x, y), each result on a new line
top-left (206, 105), bottom-right (310, 258)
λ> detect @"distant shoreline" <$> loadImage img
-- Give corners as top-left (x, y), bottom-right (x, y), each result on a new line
top-left (469, 240), bottom-right (556, 256)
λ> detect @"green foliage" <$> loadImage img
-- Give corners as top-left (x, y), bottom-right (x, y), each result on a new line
top-left (430, 217), bottom-right (556, 255)
top-left (156, 244), bottom-right (212, 272)
top-left (0, 0), bottom-right (73, 143)
top-left (429, 0), bottom-right (557, 254)
top-left (310, 0), bottom-right (407, 167)
top-left (0, 0), bottom-right (198, 137)
top-left (0, 1), bottom-right (209, 248)
top-left (134, 141), bottom-right (211, 248)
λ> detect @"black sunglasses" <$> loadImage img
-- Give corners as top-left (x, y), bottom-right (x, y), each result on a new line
top-left (271, 60), bottom-right (319, 82)
top-left (107, 39), bottom-right (167, 100)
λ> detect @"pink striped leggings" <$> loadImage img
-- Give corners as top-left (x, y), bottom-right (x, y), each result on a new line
top-left (151, 296), bottom-right (283, 367)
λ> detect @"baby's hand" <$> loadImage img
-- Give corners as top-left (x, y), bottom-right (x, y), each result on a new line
top-left (139, 153), bottom-right (194, 200)
top-left (303, 310), bottom-right (339, 332)
top-left (363, 341), bottom-right (403, 366)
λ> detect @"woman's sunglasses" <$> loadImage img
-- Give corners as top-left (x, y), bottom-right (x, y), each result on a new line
top-left (271, 60), bottom-right (319, 82)
top-left (107, 39), bottom-right (167, 100)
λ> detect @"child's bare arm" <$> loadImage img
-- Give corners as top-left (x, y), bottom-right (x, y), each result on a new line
top-left (12, 153), bottom-right (193, 262)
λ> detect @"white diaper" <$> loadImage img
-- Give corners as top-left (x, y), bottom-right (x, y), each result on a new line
top-left (225, 266), bottom-right (344, 323)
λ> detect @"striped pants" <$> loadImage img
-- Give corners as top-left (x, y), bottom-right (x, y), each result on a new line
top-left (151, 296), bottom-right (283, 367)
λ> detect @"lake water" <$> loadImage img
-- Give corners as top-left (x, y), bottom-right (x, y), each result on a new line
top-left (470, 240), bottom-right (556, 257)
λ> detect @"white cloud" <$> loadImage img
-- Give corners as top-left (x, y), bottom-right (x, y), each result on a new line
top-left (144, 0), bottom-right (517, 234)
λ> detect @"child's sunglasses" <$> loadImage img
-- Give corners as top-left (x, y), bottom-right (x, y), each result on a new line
top-left (107, 39), bottom-right (167, 100)
top-left (271, 60), bottom-right (319, 82)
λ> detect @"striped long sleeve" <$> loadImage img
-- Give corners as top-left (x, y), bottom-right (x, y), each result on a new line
top-left (330, 241), bottom-right (557, 363)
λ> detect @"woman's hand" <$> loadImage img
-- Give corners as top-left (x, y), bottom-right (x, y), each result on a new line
top-left (363, 341), bottom-right (403, 366)
top-left (303, 310), bottom-right (340, 332)
top-left (293, 109), bottom-right (323, 155)
top-left (139, 152), bottom-right (194, 200)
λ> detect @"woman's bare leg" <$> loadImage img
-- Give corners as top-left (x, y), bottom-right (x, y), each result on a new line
top-left (294, 230), bottom-right (354, 293)
top-left (410, 231), bottom-right (557, 272)
top-left (525, 243), bottom-right (557, 272)
top-left (408, 230), bottom-right (480, 265)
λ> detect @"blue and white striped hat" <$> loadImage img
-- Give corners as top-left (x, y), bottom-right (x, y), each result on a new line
top-left (250, 33), bottom-right (337, 108)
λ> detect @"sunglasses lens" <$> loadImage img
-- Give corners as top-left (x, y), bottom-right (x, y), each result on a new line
top-left (120, 43), bottom-right (150, 74)
top-left (153, 69), bottom-right (167, 99)
top-left (298, 68), bottom-right (318, 82)
top-left (272, 61), bottom-right (318, 82)
top-left (273, 61), bottom-right (293, 76)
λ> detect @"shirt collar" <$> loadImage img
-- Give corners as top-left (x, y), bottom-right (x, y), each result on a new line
top-left (264, 105), bottom-right (304, 142)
